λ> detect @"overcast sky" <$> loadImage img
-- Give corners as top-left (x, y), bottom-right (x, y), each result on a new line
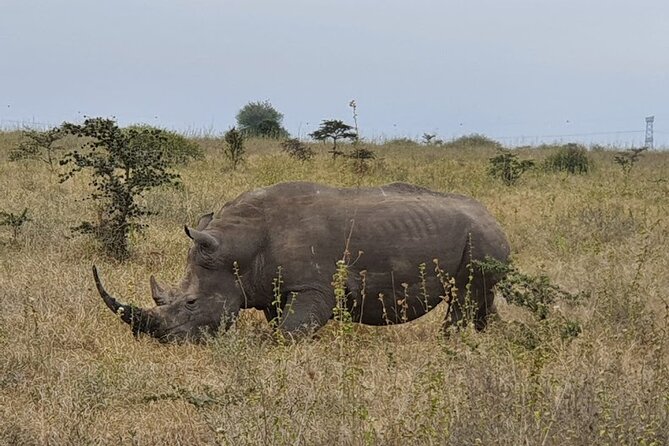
top-left (2, 0), bottom-right (668, 146)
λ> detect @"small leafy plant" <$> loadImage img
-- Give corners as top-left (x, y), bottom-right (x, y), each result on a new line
top-left (223, 127), bottom-right (246, 170)
top-left (0, 208), bottom-right (31, 242)
top-left (59, 118), bottom-right (180, 260)
top-left (280, 138), bottom-right (314, 162)
top-left (488, 150), bottom-right (534, 186)
top-left (9, 127), bottom-right (66, 171)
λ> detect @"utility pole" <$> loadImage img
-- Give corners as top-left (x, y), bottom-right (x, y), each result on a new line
top-left (644, 116), bottom-right (654, 149)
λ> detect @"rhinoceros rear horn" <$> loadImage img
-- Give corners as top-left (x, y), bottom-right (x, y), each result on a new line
top-left (184, 226), bottom-right (219, 250)
top-left (93, 265), bottom-right (157, 336)
top-left (150, 275), bottom-right (169, 306)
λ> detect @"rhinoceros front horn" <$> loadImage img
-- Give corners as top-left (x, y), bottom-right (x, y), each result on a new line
top-left (92, 265), bottom-right (157, 336)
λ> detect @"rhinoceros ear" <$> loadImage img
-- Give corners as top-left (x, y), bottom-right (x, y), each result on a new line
top-left (184, 226), bottom-right (219, 251)
top-left (196, 212), bottom-right (214, 231)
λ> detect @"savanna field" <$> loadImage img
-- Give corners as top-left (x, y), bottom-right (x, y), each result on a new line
top-left (0, 131), bottom-right (668, 445)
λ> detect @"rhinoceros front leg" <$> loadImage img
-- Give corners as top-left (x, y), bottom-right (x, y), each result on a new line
top-left (274, 288), bottom-right (335, 337)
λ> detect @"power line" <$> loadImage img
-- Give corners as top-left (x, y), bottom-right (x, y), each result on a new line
top-left (493, 129), bottom-right (643, 140)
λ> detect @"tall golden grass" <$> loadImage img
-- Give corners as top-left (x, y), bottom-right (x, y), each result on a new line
top-left (0, 133), bottom-right (667, 445)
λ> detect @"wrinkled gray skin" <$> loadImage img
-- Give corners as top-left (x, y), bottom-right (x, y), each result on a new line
top-left (94, 182), bottom-right (510, 343)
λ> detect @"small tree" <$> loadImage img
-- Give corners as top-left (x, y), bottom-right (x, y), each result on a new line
top-left (9, 127), bottom-right (66, 171)
top-left (236, 101), bottom-right (289, 138)
top-left (422, 133), bottom-right (440, 145)
top-left (310, 119), bottom-right (357, 159)
top-left (347, 147), bottom-right (376, 175)
top-left (280, 138), bottom-right (314, 161)
top-left (0, 208), bottom-right (31, 243)
top-left (223, 127), bottom-right (245, 170)
top-left (59, 118), bottom-right (180, 260)
top-left (614, 147), bottom-right (647, 174)
top-left (488, 150), bottom-right (535, 186)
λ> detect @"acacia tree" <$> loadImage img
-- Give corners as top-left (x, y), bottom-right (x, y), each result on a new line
top-left (614, 147), bottom-right (647, 174)
top-left (309, 119), bottom-right (357, 159)
top-left (9, 127), bottom-right (66, 171)
top-left (59, 118), bottom-right (180, 260)
top-left (236, 100), bottom-right (289, 138)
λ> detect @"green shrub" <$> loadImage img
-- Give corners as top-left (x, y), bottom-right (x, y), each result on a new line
top-left (443, 134), bottom-right (501, 149)
top-left (124, 125), bottom-right (203, 166)
top-left (385, 137), bottom-right (421, 147)
top-left (475, 256), bottom-right (584, 320)
top-left (544, 143), bottom-right (591, 174)
top-left (280, 138), bottom-right (314, 161)
top-left (488, 150), bottom-right (534, 185)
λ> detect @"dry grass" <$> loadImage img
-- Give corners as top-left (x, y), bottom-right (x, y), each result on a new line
top-left (0, 134), bottom-right (668, 445)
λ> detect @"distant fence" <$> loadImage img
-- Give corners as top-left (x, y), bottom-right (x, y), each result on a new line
top-left (0, 119), bottom-right (56, 130)
top-left (491, 130), bottom-right (647, 149)
top-left (1, 117), bottom-right (666, 149)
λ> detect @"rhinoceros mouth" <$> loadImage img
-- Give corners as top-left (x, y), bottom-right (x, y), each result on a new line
top-left (153, 321), bottom-right (192, 343)
top-left (92, 265), bottom-right (159, 337)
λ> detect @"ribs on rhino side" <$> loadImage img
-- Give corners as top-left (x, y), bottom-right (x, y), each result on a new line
top-left (93, 181), bottom-right (511, 342)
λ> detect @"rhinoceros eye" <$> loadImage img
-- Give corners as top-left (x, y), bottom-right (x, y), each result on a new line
top-left (185, 298), bottom-right (197, 308)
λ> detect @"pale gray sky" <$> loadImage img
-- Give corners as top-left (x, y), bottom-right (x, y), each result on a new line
top-left (2, 0), bottom-right (668, 146)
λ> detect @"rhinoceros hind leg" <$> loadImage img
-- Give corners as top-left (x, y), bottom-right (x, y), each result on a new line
top-left (443, 274), bottom-right (497, 333)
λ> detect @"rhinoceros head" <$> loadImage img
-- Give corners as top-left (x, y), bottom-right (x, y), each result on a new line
top-left (94, 214), bottom-right (245, 343)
